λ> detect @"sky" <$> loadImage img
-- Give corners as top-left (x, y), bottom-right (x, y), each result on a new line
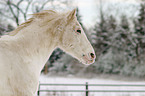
top-left (75, 0), bottom-right (97, 28)
top-left (75, 0), bottom-right (140, 28)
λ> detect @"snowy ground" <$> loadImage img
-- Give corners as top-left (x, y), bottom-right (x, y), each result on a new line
top-left (38, 74), bottom-right (145, 96)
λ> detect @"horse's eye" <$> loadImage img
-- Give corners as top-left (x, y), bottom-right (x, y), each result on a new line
top-left (76, 30), bottom-right (81, 34)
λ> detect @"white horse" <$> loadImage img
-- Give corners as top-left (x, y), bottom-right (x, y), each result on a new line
top-left (0, 9), bottom-right (95, 96)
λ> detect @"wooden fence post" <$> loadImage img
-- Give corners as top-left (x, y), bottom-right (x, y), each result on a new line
top-left (37, 83), bottom-right (40, 96)
top-left (86, 82), bottom-right (89, 96)
top-left (37, 89), bottom-right (40, 96)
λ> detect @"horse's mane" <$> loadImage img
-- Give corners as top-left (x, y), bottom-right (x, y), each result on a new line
top-left (9, 10), bottom-right (59, 36)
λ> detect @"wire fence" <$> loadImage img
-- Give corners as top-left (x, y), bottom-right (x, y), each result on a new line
top-left (37, 82), bottom-right (145, 96)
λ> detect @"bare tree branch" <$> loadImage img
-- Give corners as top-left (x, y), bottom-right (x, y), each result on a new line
top-left (7, 0), bottom-right (19, 25)
top-left (9, 2), bottom-right (25, 14)
top-left (32, 0), bottom-right (53, 13)
top-left (16, 0), bottom-right (23, 19)
top-left (24, 0), bottom-right (33, 20)
top-left (0, 0), bottom-right (71, 26)
top-left (25, 0), bottom-right (33, 13)
top-left (40, 0), bottom-right (50, 11)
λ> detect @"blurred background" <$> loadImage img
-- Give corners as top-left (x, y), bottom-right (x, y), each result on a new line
top-left (0, 0), bottom-right (145, 95)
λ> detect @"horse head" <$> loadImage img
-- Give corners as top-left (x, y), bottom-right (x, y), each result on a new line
top-left (58, 9), bottom-right (96, 65)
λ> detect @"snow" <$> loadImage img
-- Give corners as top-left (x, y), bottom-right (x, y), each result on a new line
top-left (38, 74), bottom-right (145, 96)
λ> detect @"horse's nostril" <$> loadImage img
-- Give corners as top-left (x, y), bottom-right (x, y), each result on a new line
top-left (90, 53), bottom-right (95, 59)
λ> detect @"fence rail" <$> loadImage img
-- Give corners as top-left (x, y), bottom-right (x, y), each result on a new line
top-left (37, 82), bottom-right (145, 96)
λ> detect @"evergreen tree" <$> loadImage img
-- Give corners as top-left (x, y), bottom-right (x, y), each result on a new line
top-left (133, 3), bottom-right (145, 62)
top-left (112, 15), bottom-right (130, 52)
top-left (120, 15), bottom-right (132, 59)
top-left (115, 15), bottom-right (135, 61)
top-left (93, 15), bottom-right (116, 56)
top-left (94, 9), bottom-right (109, 55)
top-left (107, 15), bottom-right (117, 46)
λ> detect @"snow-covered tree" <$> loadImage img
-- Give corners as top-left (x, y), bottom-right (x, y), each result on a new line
top-left (133, 3), bottom-right (145, 62)
top-left (94, 11), bottom-right (110, 56)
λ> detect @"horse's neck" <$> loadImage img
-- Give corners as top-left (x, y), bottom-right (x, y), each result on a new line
top-left (10, 24), bottom-right (57, 74)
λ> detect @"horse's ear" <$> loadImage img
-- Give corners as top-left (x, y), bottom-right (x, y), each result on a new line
top-left (67, 9), bottom-right (76, 22)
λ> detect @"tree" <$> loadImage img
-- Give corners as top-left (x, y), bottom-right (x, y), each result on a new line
top-left (0, 0), bottom-right (72, 26)
top-left (133, 3), bottom-right (145, 62)
top-left (112, 15), bottom-right (130, 53)
top-left (93, 11), bottom-right (114, 56)
top-left (0, 0), bottom-right (33, 26)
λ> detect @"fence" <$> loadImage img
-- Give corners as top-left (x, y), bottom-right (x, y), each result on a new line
top-left (37, 82), bottom-right (145, 96)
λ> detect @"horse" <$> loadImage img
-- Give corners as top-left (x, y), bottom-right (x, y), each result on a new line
top-left (0, 9), bottom-right (96, 96)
